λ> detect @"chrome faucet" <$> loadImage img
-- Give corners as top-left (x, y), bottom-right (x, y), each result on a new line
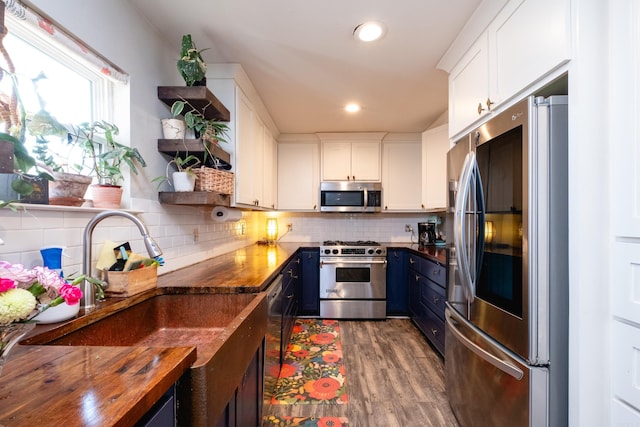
top-left (82, 210), bottom-right (163, 310)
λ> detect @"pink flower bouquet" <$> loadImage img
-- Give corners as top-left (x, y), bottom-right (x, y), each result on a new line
top-left (0, 261), bottom-right (83, 325)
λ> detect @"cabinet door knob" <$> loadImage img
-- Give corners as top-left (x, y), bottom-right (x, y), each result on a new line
top-left (486, 98), bottom-right (494, 111)
top-left (313, 204), bottom-right (317, 210)
top-left (415, 274), bottom-right (420, 282)
top-left (477, 102), bottom-right (485, 115)
top-left (352, 176), bottom-right (355, 180)
top-left (409, 258), bottom-right (415, 264)
top-left (347, 175), bottom-right (350, 180)
top-left (431, 328), bottom-right (439, 336)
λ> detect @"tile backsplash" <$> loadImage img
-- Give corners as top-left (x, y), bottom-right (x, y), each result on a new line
top-left (0, 200), bottom-right (444, 278)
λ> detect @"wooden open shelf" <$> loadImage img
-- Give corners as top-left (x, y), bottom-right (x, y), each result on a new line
top-left (158, 191), bottom-right (231, 206)
top-left (157, 86), bottom-right (230, 122)
top-left (157, 139), bottom-right (232, 170)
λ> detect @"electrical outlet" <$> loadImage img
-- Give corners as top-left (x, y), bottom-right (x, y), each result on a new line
top-left (287, 223), bottom-right (293, 232)
top-left (405, 224), bottom-right (413, 232)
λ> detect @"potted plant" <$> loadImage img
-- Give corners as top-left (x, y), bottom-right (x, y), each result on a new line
top-left (73, 121), bottom-right (147, 208)
top-left (153, 153), bottom-right (200, 192)
top-left (170, 98), bottom-right (229, 166)
top-left (30, 116), bottom-right (95, 207)
top-left (177, 34), bottom-right (208, 87)
top-left (0, 69), bottom-right (61, 207)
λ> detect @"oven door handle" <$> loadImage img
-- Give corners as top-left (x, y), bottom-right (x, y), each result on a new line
top-left (320, 259), bottom-right (387, 267)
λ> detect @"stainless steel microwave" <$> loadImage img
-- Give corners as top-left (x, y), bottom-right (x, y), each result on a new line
top-left (319, 181), bottom-right (382, 213)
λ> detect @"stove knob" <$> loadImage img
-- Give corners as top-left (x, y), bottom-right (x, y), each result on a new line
top-left (368, 249), bottom-right (374, 255)
top-left (376, 248), bottom-right (383, 255)
top-left (324, 249), bottom-right (330, 255)
top-left (332, 249), bottom-right (339, 255)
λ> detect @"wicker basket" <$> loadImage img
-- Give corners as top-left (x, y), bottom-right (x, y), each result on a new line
top-left (193, 166), bottom-right (234, 194)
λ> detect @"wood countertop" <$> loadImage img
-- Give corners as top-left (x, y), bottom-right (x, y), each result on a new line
top-left (387, 243), bottom-right (448, 264)
top-left (0, 241), bottom-right (445, 426)
top-left (0, 345), bottom-right (196, 427)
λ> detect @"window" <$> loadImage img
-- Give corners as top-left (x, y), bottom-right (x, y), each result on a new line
top-left (0, 6), bottom-right (125, 176)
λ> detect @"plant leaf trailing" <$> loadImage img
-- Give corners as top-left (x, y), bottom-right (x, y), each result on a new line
top-left (170, 98), bottom-right (229, 168)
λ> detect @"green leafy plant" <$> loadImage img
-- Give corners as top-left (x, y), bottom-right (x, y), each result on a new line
top-left (170, 99), bottom-right (229, 144)
top-left (177, 34), bottom-right (208, 86)
top-left (0, 69), bottom-right (61, 199)
top-left (73, 121), bottom-right (147, 186)
top-left (170, 98), bottom-right (229, 168)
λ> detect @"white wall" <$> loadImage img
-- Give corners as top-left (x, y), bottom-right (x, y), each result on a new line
top-left (567, 1), bottom-right (611, 425)
top-left (0, 0), bottom-right (259, 276)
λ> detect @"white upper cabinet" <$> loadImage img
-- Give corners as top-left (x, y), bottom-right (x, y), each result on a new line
top-left (382, 135), bottom-right (422, 211)
top-left (262, 126), bottom-right (277, 209)
top-left (449, 33), bottom-right (491, 139)
top-left (445, 0), bottom-right (570, 138)
top-left (208, 64), bottom-right (279, 209)
top-left (488, 0), bottom-right (570, 105)
top-left (277, 135), bottom-right (320, 211)
top-left (319, 133), bottom-right (384, 181)
top-left (422, 124), bottom-right (451, 210)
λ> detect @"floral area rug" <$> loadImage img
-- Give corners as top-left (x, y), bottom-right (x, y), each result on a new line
top-left (271, 319), bottom-right (348, 405)
top-left (263, 415), bottom-right (349, 427)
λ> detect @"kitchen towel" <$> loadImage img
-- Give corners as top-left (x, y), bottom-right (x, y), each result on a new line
top-left (211, 206), bottom-right (242, 222)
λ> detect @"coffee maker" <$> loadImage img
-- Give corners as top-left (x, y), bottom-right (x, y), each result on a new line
top-left (418, 222), bottom-right (437, 248)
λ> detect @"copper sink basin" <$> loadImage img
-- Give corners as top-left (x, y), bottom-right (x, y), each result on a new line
top-left (27, 293), bottom-right (268, 426)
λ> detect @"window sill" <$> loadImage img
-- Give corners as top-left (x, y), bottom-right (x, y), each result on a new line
top-left (6, 203), bottom-right (143, 214)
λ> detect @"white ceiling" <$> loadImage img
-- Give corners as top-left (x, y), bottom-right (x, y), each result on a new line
top-left (129, 0), bottom-right (481, 134)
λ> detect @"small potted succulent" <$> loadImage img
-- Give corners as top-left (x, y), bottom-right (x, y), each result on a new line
top-left (177, 34), bottom-right (208, 87)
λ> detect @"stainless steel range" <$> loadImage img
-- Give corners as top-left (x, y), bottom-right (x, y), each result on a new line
top-left (319, 240), bottom-right (387, 319)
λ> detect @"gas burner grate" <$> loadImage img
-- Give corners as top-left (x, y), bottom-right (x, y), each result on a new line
top-left (322, 240), bottom-right (380, 246)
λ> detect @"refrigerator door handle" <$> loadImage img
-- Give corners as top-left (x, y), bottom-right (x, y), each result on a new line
top-left (446, 306), bottom-right (524, 380)
top-left (454, 152), bottom-right (476, 302)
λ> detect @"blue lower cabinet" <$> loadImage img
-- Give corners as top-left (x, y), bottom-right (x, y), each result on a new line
top-left (300, 249), bottom-right (319, 315)
top-left (215, 344), bottom-right (264, 427)
top-left (136, 385), bottom-right (176, 427)
top-left (406, 251), bottom-right (447, 357)
top-left (386, 249), bottom-right (408, 315)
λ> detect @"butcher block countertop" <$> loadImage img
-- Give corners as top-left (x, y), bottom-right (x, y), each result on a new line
top-left (0, 241), bottom-right (444, 426)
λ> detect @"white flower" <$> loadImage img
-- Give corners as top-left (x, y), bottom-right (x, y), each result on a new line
top-left (0, 288), bottom-right (37, 325)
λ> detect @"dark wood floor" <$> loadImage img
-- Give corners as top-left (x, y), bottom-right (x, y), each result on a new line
top-left (265, 318), bottom-right (460, 427)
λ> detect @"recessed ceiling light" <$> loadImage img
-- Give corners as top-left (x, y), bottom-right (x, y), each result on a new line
top-left (353, 21), bottom-right (387, 42)
top-left (345, 103), bottom-right (361, 113)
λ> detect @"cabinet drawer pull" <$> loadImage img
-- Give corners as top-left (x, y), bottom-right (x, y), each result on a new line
top-left (409, 258), bottom-right (415, 264)
top-left (415, 274), bottom-right (420, 282)
top-left (431, 328), bottom-right (439, 336)
top-left (433, 296), bottom-right (440, 304)
top-left (432, 269), bottom-right (440, 276)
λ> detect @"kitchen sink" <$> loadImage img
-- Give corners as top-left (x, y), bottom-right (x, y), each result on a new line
top-left (26, 292), bottom-right (268, 425)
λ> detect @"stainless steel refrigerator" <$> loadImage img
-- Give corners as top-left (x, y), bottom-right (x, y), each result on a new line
top-left (445, 96), bottom-right (568, 427)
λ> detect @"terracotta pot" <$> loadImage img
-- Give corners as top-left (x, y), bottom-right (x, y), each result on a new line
top-left (48, 172), bottom-right (93, 207)
top-left (91, 184), bottom-right (123, 209)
